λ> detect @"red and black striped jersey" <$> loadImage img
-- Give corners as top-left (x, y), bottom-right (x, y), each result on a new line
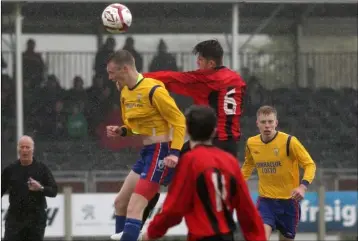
top-left (146, 145), bottom-right (266, 241)
top-left (143, 67), bottom-right (247, 141)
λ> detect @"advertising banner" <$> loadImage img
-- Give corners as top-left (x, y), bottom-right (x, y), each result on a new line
top-left (1, 191), bottom-right (357, 237)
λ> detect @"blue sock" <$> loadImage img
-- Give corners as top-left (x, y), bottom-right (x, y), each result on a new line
top-left (120, 218), bottom-right (142, 241)
top-left (115, 215), bottom-right (126, 233)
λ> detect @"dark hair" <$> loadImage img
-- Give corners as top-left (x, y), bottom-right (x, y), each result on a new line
top-left (192, 39), bottom-right (223, 66)
top-left (108, 50), bottom-right (135, 67)
top-left (185, 105), bottom-right (217, 142)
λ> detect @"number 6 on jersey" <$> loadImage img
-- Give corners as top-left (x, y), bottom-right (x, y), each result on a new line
top-left (224, 88), bottom-right (237, 115)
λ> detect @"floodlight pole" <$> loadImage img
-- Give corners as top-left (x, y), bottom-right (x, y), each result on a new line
top-left (15, 3), bottom-right (24, 143)
top-left (231, 3), bottom-right (239, 71)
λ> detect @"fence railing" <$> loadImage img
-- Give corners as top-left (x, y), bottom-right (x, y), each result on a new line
top-left (49, 168), bottom-right (358, 193)
top-left (2, 51), bottom-right (357, 90)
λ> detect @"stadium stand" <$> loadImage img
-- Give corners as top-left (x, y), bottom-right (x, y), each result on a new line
top-left (2, 71), bottom-right (357, 171)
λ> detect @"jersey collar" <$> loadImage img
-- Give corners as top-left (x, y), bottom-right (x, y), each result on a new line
top-left (260, 131), bottom-right (279, 144)
top-left (128, 73), bottom-right (144, 90)
top-left (136, 73), bottom-right (144, 84)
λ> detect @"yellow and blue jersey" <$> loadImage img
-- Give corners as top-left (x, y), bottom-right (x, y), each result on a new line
top-left (120, 74), bottom-right (186, 153)
top-left (242, 131), bottom-right (316, 199)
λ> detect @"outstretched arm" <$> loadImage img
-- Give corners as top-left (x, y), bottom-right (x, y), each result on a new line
top-left (144, 70), bottom-right (207, 97)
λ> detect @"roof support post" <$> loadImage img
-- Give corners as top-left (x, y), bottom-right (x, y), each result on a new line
top-left (231, 3), bottom-right (239, 71)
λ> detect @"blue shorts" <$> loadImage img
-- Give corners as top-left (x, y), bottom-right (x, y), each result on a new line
top-left (257, 197), bottom-right (301, 239)
top-left (132, 142), bottom-right (174, 186)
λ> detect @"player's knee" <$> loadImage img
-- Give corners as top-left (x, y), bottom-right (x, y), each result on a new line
top-left (114, 193), bottom-right (128, 213)
top-left (126, 193), bottom-right (150, 218)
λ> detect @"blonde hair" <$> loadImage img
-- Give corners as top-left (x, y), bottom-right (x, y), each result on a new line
top-left (256, 105), bottom-right (278, 118)
top-left (108, 50), bottom-right (135, 68)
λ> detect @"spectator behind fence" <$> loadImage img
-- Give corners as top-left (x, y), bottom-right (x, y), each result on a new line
top-left (66, 75), bottom-right (88, 109)
top-left (94, 37), bottom-right (116, 79)
top-left (149, 39), bottom-right (178, 72)
top-left (23, 39), bottom-right (45, 89)
top-left (67, 103), bottom-right (88, 139)
top-left (241, 67), bottom-right (266, 116)
top-left (122, 36), bottom-right (143, 72)
top-left (42, 99), bottom-right (67, 140)
top-left (149, 39), bottom-right (192, 112)
top-left (40, 74), bottom-right (66, 111)
top-left (1, 135), bottom-right (58, 241)
top-left (86, 75), bottom-right (113, 136)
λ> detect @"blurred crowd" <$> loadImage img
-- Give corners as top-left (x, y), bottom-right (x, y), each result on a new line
top-left (1, 37), bottom-right (357, 170)
top-left (1, 36), bottom-right (180, 143)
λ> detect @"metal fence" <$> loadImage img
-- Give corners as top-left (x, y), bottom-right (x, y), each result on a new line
top-left (2, 51), bottom-right (357, 90)
top-left (52, 168), bottom-right (357, 193)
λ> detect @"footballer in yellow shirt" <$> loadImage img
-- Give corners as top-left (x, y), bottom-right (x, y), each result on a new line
top-left (242, 105), bottom-right (316, 241)
top-left (105, 50), bottom-right (186, 241)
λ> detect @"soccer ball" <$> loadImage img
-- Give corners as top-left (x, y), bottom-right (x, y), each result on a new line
top-left (101, 3), bottom-right (132, 33)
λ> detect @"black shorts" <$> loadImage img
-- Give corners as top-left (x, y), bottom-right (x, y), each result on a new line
top-left (180, 138), bottom-right (238, 158)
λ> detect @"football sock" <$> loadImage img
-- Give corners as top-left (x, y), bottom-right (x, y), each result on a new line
top-left (120, 218), bottom-right (142, 241)
top-left (115, 215), bottom-right (126, 233)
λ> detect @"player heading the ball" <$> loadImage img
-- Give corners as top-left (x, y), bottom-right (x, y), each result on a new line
top-left (106, 50), bottom-right (186, 241)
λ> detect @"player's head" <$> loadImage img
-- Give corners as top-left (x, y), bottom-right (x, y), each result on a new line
top-left (17, 135), bottom-right (34, 163)
top-left (107, 50), bottom-right (137, 87)
top-left (193, 40), bottom-right (223, 70)
top-left (256, 105), bottom-right (278, 138)
top-left (185, 105), bottom-right (217, 142)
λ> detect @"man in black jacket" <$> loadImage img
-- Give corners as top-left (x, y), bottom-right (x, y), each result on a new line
top-left (1, 135), bottom-right (58, 241)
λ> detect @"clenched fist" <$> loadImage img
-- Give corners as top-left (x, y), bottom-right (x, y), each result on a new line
top-left (164, 155), bottom-right (178, 168)
top-left (106, 125), bottom-right (122, 138)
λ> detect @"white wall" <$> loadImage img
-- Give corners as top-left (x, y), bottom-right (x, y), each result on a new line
top-left (1, 33), bottom-right (269, 53)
